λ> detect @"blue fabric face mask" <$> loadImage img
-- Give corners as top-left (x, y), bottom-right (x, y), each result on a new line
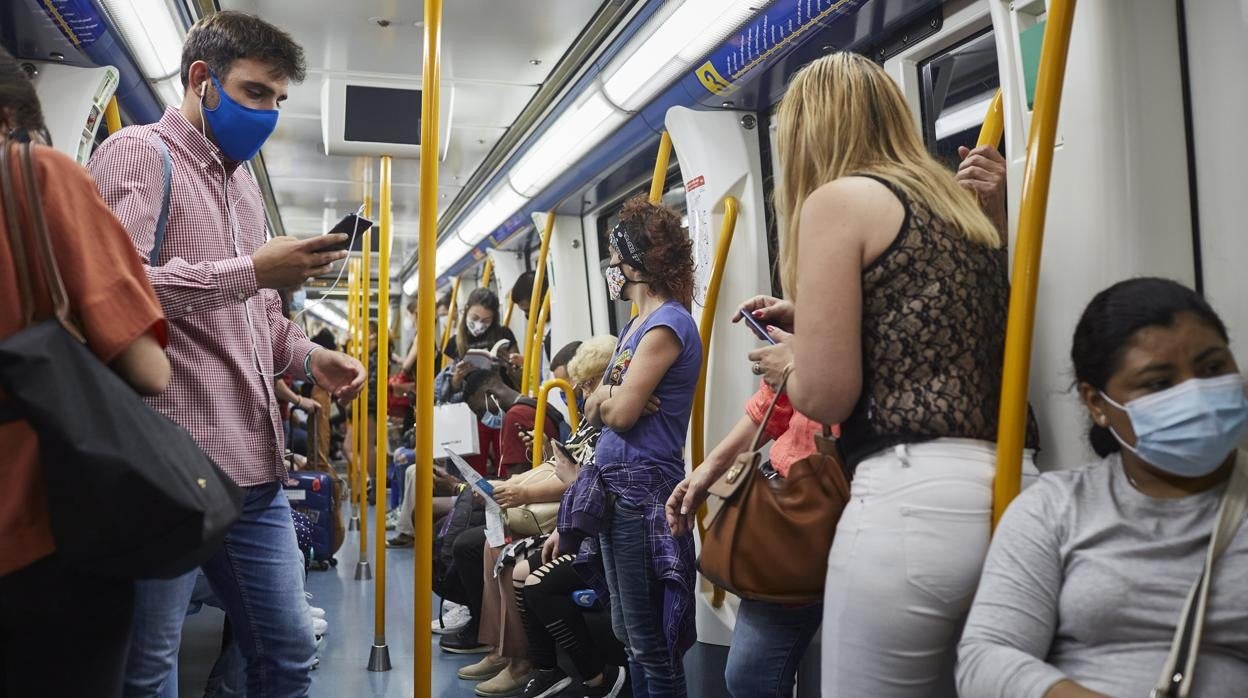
top-left (1102, 374), bottom-right (1248, 478)
top-left (201, 75), bottom-right (279, 162)
top-left (481, 394), bottom-right (505, 430)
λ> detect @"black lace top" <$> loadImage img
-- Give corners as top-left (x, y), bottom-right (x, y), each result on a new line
top-left (839, 174), bottom-right (1040, 467)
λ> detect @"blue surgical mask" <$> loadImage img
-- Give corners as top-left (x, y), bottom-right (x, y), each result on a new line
top-left (200, 75), bottom-right (279, 162)
top-left (481, 394), bottom-right (505, 430)
top-left (1102, 374), bottom-right (1248, 478)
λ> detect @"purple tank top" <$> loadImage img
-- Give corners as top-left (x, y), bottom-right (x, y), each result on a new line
top-left (594, 300), bottom-right (702, 484)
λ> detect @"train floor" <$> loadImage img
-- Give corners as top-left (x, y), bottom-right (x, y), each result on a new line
top-left (175, 504), bottom-right (733, 697)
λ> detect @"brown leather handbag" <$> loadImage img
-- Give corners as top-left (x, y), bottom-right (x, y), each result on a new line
top-left (698, 372), bottom-right (851, 604)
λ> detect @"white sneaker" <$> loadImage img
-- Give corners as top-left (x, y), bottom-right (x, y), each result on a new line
top-left (432, 602), bottom-right (470, 634)
top-left (309, 606), bottom-right (326, 619)
top-left (312, 617), bottom-right (328, 637)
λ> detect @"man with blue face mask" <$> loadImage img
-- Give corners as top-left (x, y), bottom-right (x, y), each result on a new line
top-left (87, 11), bottom-right (365, 697)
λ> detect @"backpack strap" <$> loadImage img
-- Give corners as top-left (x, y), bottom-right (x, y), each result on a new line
top-left (147, 136), bottom-right (173, 266)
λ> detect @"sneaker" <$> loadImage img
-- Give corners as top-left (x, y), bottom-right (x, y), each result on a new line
top-left (385, 509), bottom-right (400, 531)
top-left (309, 606), bottom-right (326, 619)
top-left (457, 655), bottom-right (508, 681)
top-left (475, 663), bottom-right (530, 696)
top-left (312, 617), bottom-right (328, 638)
top-left (433, 602), bottom-right (471, 635)
top-left (584, 665), bottom-right (625, 698)
top-left (439, 624), bottom-right (491, 654)
top-left (522, 668), bottom-right (571, 698)
top-left (386, 532), bottom-right (414, 548)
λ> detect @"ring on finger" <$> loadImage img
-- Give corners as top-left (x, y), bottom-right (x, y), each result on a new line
top-left (752, 361), bottom-right (763, 375)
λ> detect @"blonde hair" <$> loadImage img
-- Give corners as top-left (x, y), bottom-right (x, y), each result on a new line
top-left (774, 52), bottom-right (999, 298)
top-left (567, 335), bottom-right (617, 386)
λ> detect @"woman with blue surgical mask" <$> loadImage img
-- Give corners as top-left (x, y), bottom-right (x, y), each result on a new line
top-left (958, 277), bottom-right (1248, 698)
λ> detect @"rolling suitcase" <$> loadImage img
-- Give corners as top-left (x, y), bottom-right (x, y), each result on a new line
top-left (285, 470), bottom-right (336, 569)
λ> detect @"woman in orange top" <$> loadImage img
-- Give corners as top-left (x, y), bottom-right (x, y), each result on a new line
top-left (0, 48), bottom-right (169, 697)
top-left (667, 341), bottom-right (835, 697)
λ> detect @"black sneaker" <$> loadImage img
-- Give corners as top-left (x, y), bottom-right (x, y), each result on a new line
top-left (584, 665), bottom-right (625, 698)
top-left (439, 623), bottom-right (492, 654)
top-left (521, 668), bottom-right (571, 698)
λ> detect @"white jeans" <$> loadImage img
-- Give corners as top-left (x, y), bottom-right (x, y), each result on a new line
top-left (820, 438), bottom-right (1036, 697)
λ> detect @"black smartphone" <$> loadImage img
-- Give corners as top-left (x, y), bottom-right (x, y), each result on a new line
top-left (552, 441), bottom-right (574, 461)
top-left (740, 310), bottom-right (777, 345)
top-left (321, 212), bottom-right (374, 251)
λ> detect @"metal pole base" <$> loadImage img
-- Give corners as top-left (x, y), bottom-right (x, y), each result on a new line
top-left (354, 560), bottom-right (372, 580)
top-left (348, 515), bottom-right (359, 531)
top-left (367, 643), bottom-right (392, 672)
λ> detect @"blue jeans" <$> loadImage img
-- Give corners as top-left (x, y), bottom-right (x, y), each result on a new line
top-left (725, 599), bottom-right (822, 697)
top-left (599, 499), bottom-right (687, 698)
top-left (123, 484), bottom-right (315, 697)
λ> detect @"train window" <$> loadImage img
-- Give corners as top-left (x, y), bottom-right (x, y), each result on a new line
top-left (918, 29), bottom-right (1001, 168)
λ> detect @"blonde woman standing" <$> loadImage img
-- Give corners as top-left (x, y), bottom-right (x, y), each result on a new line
top-left (750, 52), bottom-right (1039, 696)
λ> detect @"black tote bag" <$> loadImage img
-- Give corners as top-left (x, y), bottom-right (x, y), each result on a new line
top-left (0, 142), bottom-right (242, 579)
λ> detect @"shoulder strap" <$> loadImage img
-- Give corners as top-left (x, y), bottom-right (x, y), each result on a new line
top-left (747, 372), bottom-right (789, 452)
top-left (0, 143), bottom-right (34, 326)
top-left (18, 144), bottom-right (81, 341)
top-left (147, 136), bottom-right (173, 266)
top-left (1153, 457), bottom-right (1248, 698)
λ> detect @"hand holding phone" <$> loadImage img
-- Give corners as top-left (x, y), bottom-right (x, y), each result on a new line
top-left (740, 310), bottom-right (777, 345)
top-left (321, 212), bottom-right (374, 252)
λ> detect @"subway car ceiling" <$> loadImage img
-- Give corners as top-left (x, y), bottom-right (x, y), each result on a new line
top-left (4, 0), bottom-right (945, 304)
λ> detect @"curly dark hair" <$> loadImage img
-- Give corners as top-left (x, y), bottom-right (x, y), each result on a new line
top-left (180, 11), bottom-right (306, 88)
top-left (616, 195), bottom-right (694, 307)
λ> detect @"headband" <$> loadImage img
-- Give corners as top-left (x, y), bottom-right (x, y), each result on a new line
top-left (609, 221), bottom-right (648, 272)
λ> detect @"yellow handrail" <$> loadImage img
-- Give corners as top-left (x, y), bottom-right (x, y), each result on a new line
top-left (481, 257), bottom-right (493, 288)
top-left (414, 0), bottom-right (443, 690)
top-left (504, 291), bottom-right (515, 327)
top-left (531, 378), bottom-right (581, 470)
top-left (438, 273), bottom-right (463, 372)
top-left (977, 89), bottom-right (1004, 148)
top-left (994, 0), bottom-right (1077, 527)
top-left (371, 156), bottom-right (393, 663)
top-left (649, 131), bottom-right (672, 204)
top-left (104, 97), bottom-right (122, 134)
top-left (688, 196), bottom-right (739, 609)
top-left (526, 290), bottom-right (552, 396)
top-left (522, 214), bottom-right (555, 394)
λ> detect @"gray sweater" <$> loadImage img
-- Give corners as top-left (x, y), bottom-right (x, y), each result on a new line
top-left (957, 454), bottom-right (1248, 698)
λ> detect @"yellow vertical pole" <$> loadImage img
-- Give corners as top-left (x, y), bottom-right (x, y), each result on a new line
top-left (481, 257), bottom-right (493, 288)
top-left (977, 90), bottom-right (1005, 148)
top-left (104, 97), bottom-right (122, 134)
top-left (526, 290), bottom-right (552, 396)
top-left (346, 260), bottom-right (360, 521)
top-left (357, 226), bottom-right (372, 572)
top-left (522, 214), bottom-right (555, 393)
top-left (503, 293), bottom-right (515, 327)
top-left (689, 196), bottom-right (738, 609)
top-left (994, 0), bottom-right (1077, 527)
top-left (415, 0), bottom-right (444, 692)
top-left (369, 156), bottom-right (393, 669)
top-left (438, 274), bottom-right (463, 372)
top-left (649, 131), bottom-right (672, 204)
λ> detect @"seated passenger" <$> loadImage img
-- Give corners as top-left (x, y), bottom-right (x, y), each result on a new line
top-left (958, 278), bottom-right (1248, 698)
top-left (769, 52), bottom-right (1038, 696)
top-left (0, 47), bottom-right (170, 697)
top-left (512, 336), bottom-right (631, 698)
top-left (443, 288), bottom-right (518, 394)
top-left (579, 195), bottom-right (702, 696)
top-left (461, 366), bottom-right (562, 478)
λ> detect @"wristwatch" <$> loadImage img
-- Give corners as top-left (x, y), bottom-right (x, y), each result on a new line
top-left (304, 347), bottom-right (321, 386)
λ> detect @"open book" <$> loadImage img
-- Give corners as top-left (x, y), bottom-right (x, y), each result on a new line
top-left (461, 338), bottom-right (514, 370)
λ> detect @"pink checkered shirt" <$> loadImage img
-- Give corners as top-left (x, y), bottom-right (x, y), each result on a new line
top-left (88, 108), bottom-right (317, 486)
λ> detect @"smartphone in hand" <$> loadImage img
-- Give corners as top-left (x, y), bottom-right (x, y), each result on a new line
top-left (740, 310), bottom-right (777, 345)
top-left (321, 212), bottom-right (374, 252)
